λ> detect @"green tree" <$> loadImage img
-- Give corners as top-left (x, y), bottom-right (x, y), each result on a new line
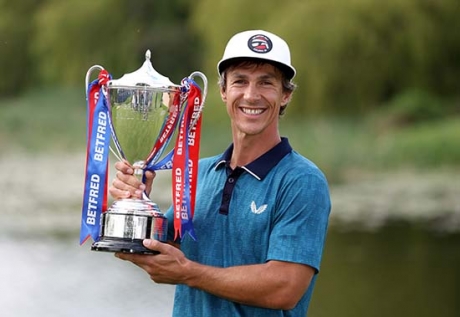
top-left (30, 0), bottom-right (201, 87)
top-left (0, 0), bottom-right (43, 96)
top-left (31, 0), bottom-right (141, 86)
top-left (0, 0), bottom-right (202, 96)
top-left (191, 0), bottom-right (460, 116)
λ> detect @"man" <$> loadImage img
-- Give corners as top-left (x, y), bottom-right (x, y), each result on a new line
top-left (111, 29), bottom-right (331, 316)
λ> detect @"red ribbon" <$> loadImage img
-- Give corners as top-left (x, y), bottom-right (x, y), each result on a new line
top-left (172, 81), bottom-right (202, 240)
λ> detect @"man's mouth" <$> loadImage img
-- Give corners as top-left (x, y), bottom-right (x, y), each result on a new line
top-left (241, 108), bottom-right (264, 115)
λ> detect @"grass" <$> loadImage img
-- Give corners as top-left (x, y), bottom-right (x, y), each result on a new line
top-left (0, 87), bottom-right (87, 153)
top-left (1, 87), bottom-right (459, 183)
top-left (282, 115), bottom-right (460, 182)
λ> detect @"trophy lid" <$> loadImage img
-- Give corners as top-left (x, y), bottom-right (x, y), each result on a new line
top-left (108, 50), bottom-right (179, 89)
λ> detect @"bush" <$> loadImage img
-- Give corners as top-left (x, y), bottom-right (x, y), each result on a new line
top-left (0, 0), bottom-right (42, 96)
top-left (377, 89), bottom-right (449, 127)
top-left (191, 0), bottom-right (460, 116)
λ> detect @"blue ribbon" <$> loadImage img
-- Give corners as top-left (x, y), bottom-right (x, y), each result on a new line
top-left (80, 80), bottom-right (111, 244)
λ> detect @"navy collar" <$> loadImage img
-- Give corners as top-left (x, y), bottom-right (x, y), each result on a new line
top-left (214, 137), bottom-right (292, 180)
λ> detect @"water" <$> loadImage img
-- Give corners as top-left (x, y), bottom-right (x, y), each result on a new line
top-left (3, 225), bottom-right (459, 317)
top-left (310, 223), bottom-right (460, 317)
top-left (0, 237), bottom-right (175, 317)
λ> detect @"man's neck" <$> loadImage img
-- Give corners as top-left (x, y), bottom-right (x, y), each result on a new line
top-left (229, 132), bottom-right (281, 169)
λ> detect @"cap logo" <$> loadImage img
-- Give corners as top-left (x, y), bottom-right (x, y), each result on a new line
top-left (247, 34), bottom-right (272, 54)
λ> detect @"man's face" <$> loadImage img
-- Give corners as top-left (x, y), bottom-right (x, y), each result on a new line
top-left (220, 63), bottom-right (292, 138)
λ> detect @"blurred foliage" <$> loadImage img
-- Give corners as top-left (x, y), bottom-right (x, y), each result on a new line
top-left (373, 89), bottom-right (457, 128)
top-left (31, 0), bottom-right (140, 86)
top-left (0, 0), bottom-right (459, 119)
top-left (192, 0), bottom-right (460, 116)
top-left (1, 89), bottom-right (459, 183)
top-left (0, 0), bottom-right (43, 96)
top-left (374, 116), bottom-right (460, 168)
top-left (0, 87), bottom-right (85, 152)
top-left (0, 0), bottom-right (200, 94)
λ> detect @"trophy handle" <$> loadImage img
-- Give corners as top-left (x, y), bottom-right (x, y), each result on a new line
top-left (84, 64), bottom-right (124, 163)
top-left (85, 65), bottom-right (105, 100)
top-left (188, 71), bottom-right (208, 129)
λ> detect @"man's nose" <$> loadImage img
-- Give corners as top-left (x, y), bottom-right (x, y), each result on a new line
top-left (243, 83), bottom-right (261, 103)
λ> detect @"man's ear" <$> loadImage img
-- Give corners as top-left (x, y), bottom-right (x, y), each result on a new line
top-left (281, 90), bottom-right (293, 106)
top-left (220, 86), bottom-right (227, 102)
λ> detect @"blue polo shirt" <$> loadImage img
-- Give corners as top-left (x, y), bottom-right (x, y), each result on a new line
top-left (165, 137), bottom-right (331, 317)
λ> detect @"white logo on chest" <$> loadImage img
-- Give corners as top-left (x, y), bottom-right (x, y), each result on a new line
top-left (250, 201), bottom-right (267, 214)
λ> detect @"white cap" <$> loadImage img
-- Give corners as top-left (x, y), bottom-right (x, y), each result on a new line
top-left (217, 30), bottom-right (296, 80)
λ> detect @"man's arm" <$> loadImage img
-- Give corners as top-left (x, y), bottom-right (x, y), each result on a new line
top-left (116, 239), bottom-right (315, 310)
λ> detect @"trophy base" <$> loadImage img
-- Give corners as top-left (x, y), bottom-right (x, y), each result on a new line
top-left (90, 198), bottom-right (167, 255)
top-left (91, 237), bottom-right (159, 255)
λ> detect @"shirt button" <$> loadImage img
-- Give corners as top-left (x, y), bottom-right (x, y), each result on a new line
top-left (228, 178), bottom-right (234, 183)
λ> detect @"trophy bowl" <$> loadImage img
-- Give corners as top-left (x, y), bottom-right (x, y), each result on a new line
top-left (89, 50), bottom-right (182, 254)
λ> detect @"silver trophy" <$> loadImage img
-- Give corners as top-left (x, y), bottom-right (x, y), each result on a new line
top-left (85, 50), bottom-right (207, 254)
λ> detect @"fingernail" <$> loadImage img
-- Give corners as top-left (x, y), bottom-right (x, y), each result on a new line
top-left (139, 184), bottom-right (146, 190)
top-left (135, 190), bottom-right (143, 196)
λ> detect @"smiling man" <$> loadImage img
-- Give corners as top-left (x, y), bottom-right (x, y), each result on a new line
top-left (112, 30), bottom-right (331, 316)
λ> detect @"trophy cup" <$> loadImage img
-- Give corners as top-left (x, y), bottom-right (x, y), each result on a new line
top-left (81, 50), bottom-right (207, 254)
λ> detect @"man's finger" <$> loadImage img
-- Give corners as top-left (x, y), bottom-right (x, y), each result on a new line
top-left (143, 239), bottom-right (168, 253)
top-left (143, 170), bottom-right (156, 197)
top-left (114, 161), bottom-right (134, 175)
top-left (108, 186), bottom-right (131, 200)
top-left (116, 171), bottom-right (145, 189)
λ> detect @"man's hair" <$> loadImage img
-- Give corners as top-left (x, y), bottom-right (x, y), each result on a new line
top-left (218, 59), bottom-right (297, 116)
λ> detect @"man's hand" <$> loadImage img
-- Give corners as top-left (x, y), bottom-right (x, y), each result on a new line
top-left (109, 161), bottom-right (155, 199)
top-left (116, 239), bottom-right (190, 285)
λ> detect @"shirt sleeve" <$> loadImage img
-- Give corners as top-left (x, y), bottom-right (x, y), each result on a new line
top-left (266, 172), bottom-right (331, 273)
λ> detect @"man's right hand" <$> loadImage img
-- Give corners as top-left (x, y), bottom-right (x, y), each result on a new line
top-left (109, 161), bottom-right (155, 200)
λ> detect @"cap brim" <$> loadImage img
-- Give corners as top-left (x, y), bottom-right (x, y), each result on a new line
top-left (218, 57), bottom-right (295, 80)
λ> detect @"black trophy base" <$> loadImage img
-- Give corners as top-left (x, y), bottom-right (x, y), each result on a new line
top-left (91, 237), bottom-right (159, 255)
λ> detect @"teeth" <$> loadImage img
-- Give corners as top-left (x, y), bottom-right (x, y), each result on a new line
top-left (242, 108), bottom-right (263, 115)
